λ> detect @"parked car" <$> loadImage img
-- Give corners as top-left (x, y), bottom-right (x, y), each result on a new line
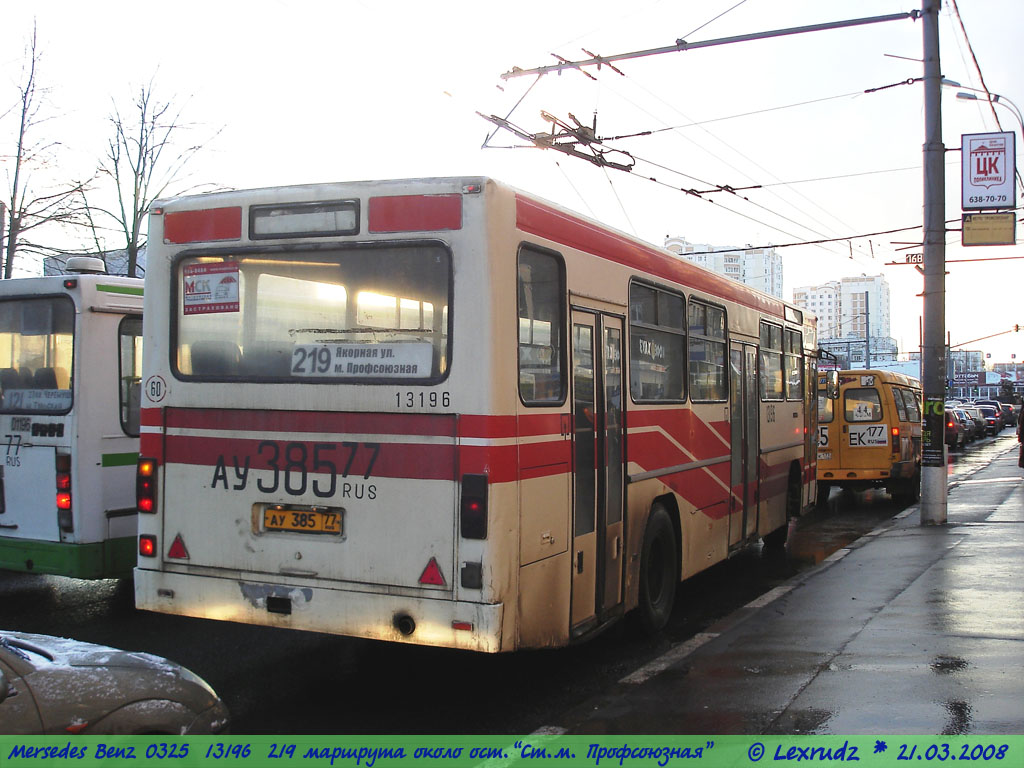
top-left (962, 407), bottom-right (988, 438)
top-left (0, 631), bottom-right (229, 735)
top-left (1000, 403), bottom-right (1014, 428)
top-left (976, 405), bottom-right (1001, 436)
top-left (952, 409), bottom-right (978, 443)
top-left (945, 411), bottom-right (966, 450)
top-left (974, 400), bottom-right (1007, 428)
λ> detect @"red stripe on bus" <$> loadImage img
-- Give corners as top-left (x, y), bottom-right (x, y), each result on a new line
top-left (164, 408), bottom-right (457, 437)
top-left (518, 439), bottom-right (572, 469)
top-left (140, 432), bottom-right (164, 462)
top-left (517, 412), bottom-right (567, 437)
top-left (158, 434), bottom-right (572, 486)
top-left (458, 414), bottom-right (518, 438)
top-left (163, 207), bottom-right (242, 244)
top-left (458, 444), bottom-right (518, 482)
top-left (627, 408), bottom-right (730, 464)
top-left (141, 407), bottom-right (162, 427)
top-left (165, 435), bottom-right (457, 481)
top-left (368, 194), bottom-right (462, 233)
top-left (653, 465), bottom-right (732, 520)
top-left (516, 194), bottom-right (787, 319)
top-left (519, 463), bottom-right (570, 481)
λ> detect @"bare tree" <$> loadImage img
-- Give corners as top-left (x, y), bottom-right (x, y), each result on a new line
top-left (89, 78), bottom-right (217, 277)
top-left (2, 24), bottom-right (88, 278)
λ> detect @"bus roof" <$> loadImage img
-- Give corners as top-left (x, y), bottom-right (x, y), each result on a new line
top-left (153, 175), bottom-right (813, 329)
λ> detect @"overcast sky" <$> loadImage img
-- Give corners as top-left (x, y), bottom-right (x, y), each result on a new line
top-left (1, 0), bottom-right (1022, 363)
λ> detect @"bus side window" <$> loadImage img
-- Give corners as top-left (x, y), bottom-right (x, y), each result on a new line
top-left (901, 389), bottom-right (921, 422)
top-left (118, 316), bottom-right (144, 436)
top-left (892, 387), bottom-right (908, 422)
top-left (517, 246), bottom-right (565, 405)
top-left (759, 321), bottom-right (784, 401)
top-left (630, 282), bottom-right (686, 402)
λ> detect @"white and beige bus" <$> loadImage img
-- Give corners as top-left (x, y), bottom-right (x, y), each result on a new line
top-left (0, 260), bottom-right (144, 579)
top-left (134, 177), bottom-right (818, 652)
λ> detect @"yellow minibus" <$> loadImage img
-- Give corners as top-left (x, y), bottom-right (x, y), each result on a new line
top-left (817, 369), bottom-right (922, 506)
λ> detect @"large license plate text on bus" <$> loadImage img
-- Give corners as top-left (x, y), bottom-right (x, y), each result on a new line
top-left (212, 441), bottom-right (380, 498)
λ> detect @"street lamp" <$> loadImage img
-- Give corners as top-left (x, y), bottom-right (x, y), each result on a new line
top-left (955, 90), bottom-right (1024, 131)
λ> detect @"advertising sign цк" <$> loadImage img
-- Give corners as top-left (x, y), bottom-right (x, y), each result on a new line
top-left (961, 131), bottom-right (1016, 210)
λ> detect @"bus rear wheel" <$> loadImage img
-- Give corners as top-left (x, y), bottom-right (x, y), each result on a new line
top-left (893, 468), bottom-right (921, 505)
top-left (636, 505), bottom-right (677, 634)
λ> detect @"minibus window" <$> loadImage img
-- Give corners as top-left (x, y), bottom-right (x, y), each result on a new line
top-left (891, 387), bottom-right (908, 422)
top-left (844, 388), bottom-right (882, 422)
top-left (900, 389), bottom-right (922, 422)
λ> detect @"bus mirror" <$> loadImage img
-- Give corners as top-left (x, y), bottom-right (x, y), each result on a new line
top-left (826, 370), bottom-right (839, 400)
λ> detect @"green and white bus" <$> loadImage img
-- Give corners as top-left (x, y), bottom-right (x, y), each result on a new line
top-left (0, 258), bottom-right (144, 579)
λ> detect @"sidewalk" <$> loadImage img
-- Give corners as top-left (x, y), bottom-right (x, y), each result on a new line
top-left (554, 440), bottom-right (1024, 735)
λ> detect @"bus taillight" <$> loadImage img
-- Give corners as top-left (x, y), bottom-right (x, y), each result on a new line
top-left (460, 474), bottom-right (488, 539)
top-left (137, 457), bottom-right (158, 514)
top-left (56, 453), bottom-right (72, 531)
top-left (139, 535), bottom-right (157, 558)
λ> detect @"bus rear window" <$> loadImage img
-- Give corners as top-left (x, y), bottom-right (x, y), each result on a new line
top-left (175, 245), bottom-right (451, 382)
top-left (844, 388), bottom-right (882, 422)
top-left (0, 297), bottom-right (74, 414)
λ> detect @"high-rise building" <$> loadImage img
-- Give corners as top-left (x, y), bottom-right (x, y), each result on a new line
top-left (664, 236), bottom-right (783, 298)
top-left (838, 274), bottom-right (891, 343)
top-left (793, 274), bottom-right (897, 365)
top-left (792, 281), bottom-right (841, 338)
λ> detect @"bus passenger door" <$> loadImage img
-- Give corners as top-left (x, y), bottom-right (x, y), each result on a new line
top-left (729, 342), bottom-right (760, 545)
top-left (744, 344), bottom-right (760, 539)
top-left (570, 310), bottom-right (625, 633)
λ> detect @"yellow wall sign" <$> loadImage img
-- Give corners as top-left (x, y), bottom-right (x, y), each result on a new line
top-left (962, 212), bottom-right (1016, 246)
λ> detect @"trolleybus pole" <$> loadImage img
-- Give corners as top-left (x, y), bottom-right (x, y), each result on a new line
top-left (920, 0), bottom-right (948, 525)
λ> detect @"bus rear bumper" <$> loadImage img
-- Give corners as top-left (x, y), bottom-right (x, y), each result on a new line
top-left (820, 459), bottom-right (916, 482)
top-left (134, 568), bottom-right (506, 653)
top-left (0, 536), bottom-right (135, 579)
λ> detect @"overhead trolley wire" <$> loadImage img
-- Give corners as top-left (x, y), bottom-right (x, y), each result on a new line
top-left (486, 11), bottom-right (925, 266)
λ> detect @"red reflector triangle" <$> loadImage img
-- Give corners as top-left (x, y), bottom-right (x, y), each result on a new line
top-left (418, 557), bottom-right (445, 586)
top-left (168, 534), bottom-right (189, 560)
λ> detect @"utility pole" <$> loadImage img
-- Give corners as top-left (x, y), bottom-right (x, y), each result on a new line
top-left (920, 1), bottom-right (947, 525)
top-left (864, 291), bottom-right (871, 368)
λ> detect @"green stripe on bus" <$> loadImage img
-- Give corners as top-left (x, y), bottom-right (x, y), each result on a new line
top-left (97, 284), bottom-right (144, 296)
top-left (102, 452), bottom-right (140, 467)
top-left (0, 536), bottom-right (135, 579)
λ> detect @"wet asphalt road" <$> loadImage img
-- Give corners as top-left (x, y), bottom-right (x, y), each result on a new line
top-left (0, 434), bottom-right (1005, 734)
